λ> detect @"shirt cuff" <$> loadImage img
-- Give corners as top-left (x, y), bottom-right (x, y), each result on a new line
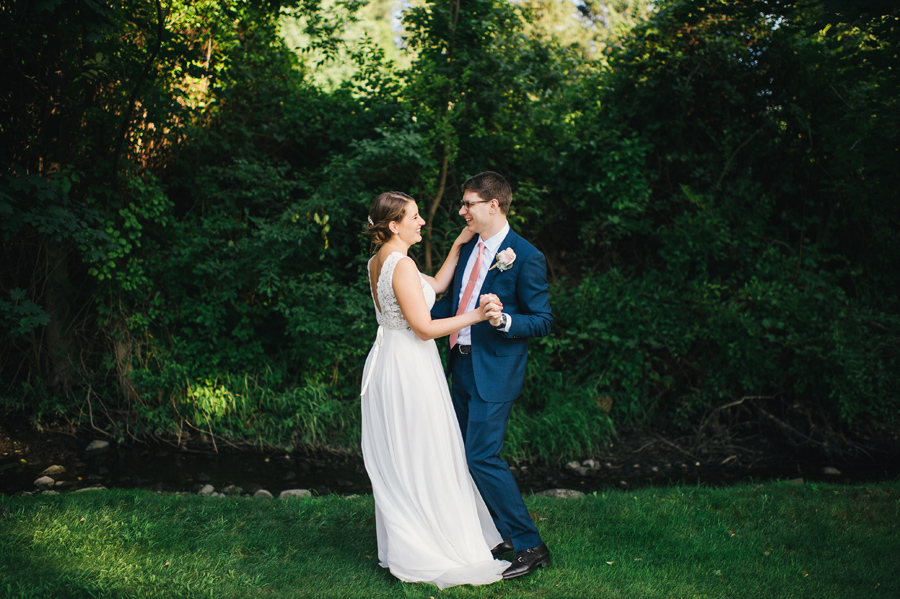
top-left (497, 312), bottom-right (512, 332)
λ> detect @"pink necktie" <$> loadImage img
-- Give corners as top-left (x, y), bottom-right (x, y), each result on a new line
top-left (450, 241), bottom-right (484, 349)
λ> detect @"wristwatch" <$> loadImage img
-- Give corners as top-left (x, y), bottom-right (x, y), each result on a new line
top-left (493, 313), bottom-right (508, 330)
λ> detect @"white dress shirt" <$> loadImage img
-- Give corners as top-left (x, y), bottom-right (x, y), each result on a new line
top-left (455, 222), bottom-right (512, 345)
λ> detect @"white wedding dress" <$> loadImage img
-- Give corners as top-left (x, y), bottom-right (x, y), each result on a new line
top-left (360, 252), bottom-right (508, 589)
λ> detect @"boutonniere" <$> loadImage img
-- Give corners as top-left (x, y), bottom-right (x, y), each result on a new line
top-left (489, 248), bottom-right (516, 271)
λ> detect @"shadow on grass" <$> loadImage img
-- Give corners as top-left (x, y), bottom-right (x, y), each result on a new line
top-left (0, 539), bottom-right (137, 599)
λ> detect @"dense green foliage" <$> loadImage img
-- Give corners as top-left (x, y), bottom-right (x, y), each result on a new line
top-left (2, 483), bottom-right (898, 597)
top-left (1, 0), bottom-right (897, 460)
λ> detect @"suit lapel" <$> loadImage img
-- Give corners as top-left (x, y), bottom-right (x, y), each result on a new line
top-left (481, 229), bottom-right (518, 295)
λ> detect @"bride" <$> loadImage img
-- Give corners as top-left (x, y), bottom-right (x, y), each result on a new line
top-left (360, 191), bottom-right (509, 589)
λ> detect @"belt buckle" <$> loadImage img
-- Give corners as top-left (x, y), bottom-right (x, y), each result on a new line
top-left (458, 344), bottom-right (471, 355)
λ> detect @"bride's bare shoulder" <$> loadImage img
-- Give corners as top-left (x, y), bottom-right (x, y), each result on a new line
top-left (391, 254), bottom-right (419, 282)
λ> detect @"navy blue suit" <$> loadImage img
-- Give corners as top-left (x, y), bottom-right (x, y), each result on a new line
top-left (432, 227), bottom-right (552, 550)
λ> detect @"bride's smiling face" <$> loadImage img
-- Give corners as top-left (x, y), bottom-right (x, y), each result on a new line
top-left (391, 201), bottom-right (425, 245)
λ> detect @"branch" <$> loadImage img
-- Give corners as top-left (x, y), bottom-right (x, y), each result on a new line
top-left (112, 0), bottom-right (165, 184)
top-left (714, 126), bottom-right (764, 191)
top-left (654, 434), bottom-right (700, 461)
top-left (424, 150), bottom-right (450, 271)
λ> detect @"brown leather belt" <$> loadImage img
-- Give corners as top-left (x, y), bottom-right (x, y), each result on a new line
top-left (457, 344), bottom-right (472, 355)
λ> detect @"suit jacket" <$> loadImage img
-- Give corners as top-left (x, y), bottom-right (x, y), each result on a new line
top-left (432, 227), bottom-right (552, 403)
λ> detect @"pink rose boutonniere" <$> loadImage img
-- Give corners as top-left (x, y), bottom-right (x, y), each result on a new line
top-left (489, 247), bottom-right (516, 271)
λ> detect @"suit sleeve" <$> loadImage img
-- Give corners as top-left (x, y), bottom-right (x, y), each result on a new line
top-left (506, 249), bottom-right (553, 339)
top-left (431, 291), bottom-right (453, 320)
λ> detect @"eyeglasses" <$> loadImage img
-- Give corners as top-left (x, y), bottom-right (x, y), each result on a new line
top-left (460, 199), bottom-right (492, 211)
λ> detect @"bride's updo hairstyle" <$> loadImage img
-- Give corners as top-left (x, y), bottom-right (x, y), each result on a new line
top-left (367, 191), bottom-right (415, 246)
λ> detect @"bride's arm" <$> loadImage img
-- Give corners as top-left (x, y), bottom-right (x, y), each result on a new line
top-left (420, 227), bottom-right (475, 295)
top-left (394, 257), bottom-right (490, 341)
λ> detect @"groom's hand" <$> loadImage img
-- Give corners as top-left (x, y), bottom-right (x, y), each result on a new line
top-left (479, 293), bottom-right (502, 310)
top-left (480, 294), bottom-right (504, 326)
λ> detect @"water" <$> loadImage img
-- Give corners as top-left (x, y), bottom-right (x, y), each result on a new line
top-left (0, 435), bottom-right (373, 497)
top-left (2, 416), bottom-right (898, 496)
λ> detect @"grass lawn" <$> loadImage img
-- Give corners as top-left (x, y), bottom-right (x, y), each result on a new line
top-left (1, 481), bottom-right (898, 598)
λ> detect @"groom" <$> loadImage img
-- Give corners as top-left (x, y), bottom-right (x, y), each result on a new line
top-left (432, 171), bottom-right (553, 579)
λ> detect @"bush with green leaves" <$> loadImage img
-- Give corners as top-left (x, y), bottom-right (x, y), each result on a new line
top-left (1, 0), bottom-right (897, 461)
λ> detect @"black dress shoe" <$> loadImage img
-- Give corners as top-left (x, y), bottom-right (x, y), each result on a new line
top-left (502, 543), bottom-right (551, 579)
top-left (491, 539), bottom-right (514, 558)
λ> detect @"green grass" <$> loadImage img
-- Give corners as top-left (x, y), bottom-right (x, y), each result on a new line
top-left (1, 482), bottom-right (898, 598)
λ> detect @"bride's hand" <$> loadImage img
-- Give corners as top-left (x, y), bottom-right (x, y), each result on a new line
top-left (479, 294), bottom-right (502, 310)
top-left (479, 294), bottom-right (503, 323)
top-left (454, 226), bottom-right (476, 246)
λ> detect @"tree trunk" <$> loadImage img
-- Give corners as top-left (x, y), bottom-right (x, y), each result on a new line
top-left (111, 316), bottom-right (141, 405)
top-left (424, 149), bottom-right (451, 272)
top-left (43, 239), bottom-right (75, 396)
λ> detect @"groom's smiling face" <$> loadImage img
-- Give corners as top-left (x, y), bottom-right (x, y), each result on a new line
top-left (460, 190), bottom-right (495, 236)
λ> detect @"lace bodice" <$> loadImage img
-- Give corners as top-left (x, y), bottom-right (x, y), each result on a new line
top-left (369, 252), bottom-right (435, 330)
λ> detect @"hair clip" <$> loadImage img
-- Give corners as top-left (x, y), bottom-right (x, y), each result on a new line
top-left (367, 215), bottom-right (375, 226)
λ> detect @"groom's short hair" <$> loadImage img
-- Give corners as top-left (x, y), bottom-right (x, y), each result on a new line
top-left (462, 171), bottom-right (512, 214)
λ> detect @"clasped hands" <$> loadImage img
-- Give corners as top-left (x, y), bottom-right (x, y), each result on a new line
top-left (478, 293), bottom-right (504, 327)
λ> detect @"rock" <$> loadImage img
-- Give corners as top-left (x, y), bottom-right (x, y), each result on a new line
top-left (534, 488), bottom-right (585, 499)
top-left (565, 460), bottom-right (591, 476)
top-left (85, 440), bottom-right (110, 454)
top-left (253, 489), bottom-right (274, 499)
top-left (41, 465), bottom-right (66, 476)
top-left (41, 490), bottom-right (59, 495)
top-left (76, 486), bottom-right (107, 492)
top-left (823, 467), bottom-right (841, 476)
top-left (34, 476), bottom-right (55, 490)
top-left (787, 478), bottom-right (805, 486)
top-left (197, 484), bottom-right (215, 496)
top-left (243, 483), bottom-right (262, 495)
top-left (223, 484), bottom-right (242, 496)
top-left (279, 489), bottom-right (311, 499)
top-left (582, 459), bottom-right (597, 470)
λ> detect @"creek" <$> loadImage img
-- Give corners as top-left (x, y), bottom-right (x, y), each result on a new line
top-left (2, 415), bottom-right (897, 497)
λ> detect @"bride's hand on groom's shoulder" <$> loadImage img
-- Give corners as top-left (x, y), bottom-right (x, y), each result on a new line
top-left (454, 227), bottom-right (476, 246)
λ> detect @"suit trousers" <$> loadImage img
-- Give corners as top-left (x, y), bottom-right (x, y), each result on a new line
top-left (450, 349), bottom-right (542, 551)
